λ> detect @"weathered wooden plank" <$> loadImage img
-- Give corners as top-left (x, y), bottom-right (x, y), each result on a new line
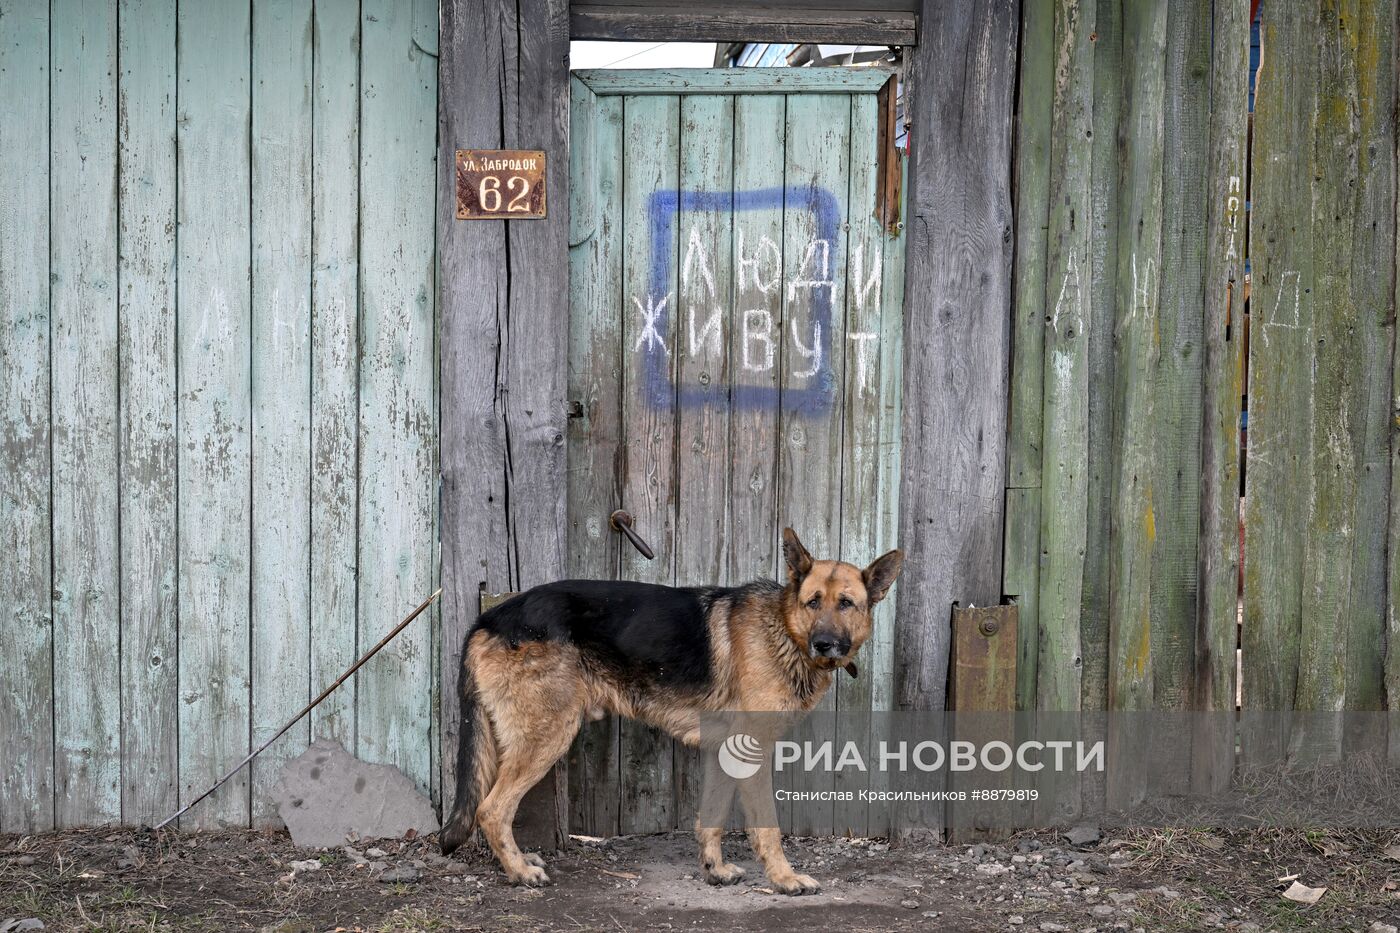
top-left (176, 0), bottom-right (253, 828)
top-left (1105, 0), bottom-right (1166, 714)
top-left (438, 0), bottom-right (571, 850)
top-left (1192, 0), bottom-right (1248, 791)
top-left (1078, 0), bottom-right (1120, 718)
top-left (894, 0), bottom-right (1017, 713)
top-left (118, 0), bottom-right (179, 826)
top-left (618, 92), bottom-right (681, 835)
top-left (1002, 488), bottom-right (1040, 711)
top-left (673, 92), bottom-right (735, 825)
top-left (357, 0), bottom-right (437, 796)
top-left (250, 0), bottom-right (314, 825)
top-left (1293, 3), bottom-right (1359, 739)
top-left (1242, 1), bottom-right (1315, 757)
top-left (49, 0), bottom-right (121, 827)
top-left (1006, 0), bottom-right (1052, 492)
top-left (1002, 0), bottom-right (1055, 716)
top-left (727, 93), bottom-right (785, 589)
top-left (1146, 0), bottom-right (1209, 715)
top-left (836, 91), bottom-right (882, 836)
top-left (1291, 1), bottom-right (1394, 759)
top-left (1340, 0), bottom-right (1394, 746)
top-left (1035, 0), bottom-right (1094, 714)
top-left (575, 68), bottom-right (893, 97)
top-left (780, 91), bottom-right (851, 836)
top-left (570, 8), bottom-right (914, 45)
top-left (309, 0), bottom-right (360, 751)
top-left (566, 84), bottom-right (624, 836)
top-left (0, 0), bottom-right (54, 833)
top-left (948, 604), bottom-right (1018, 840)
top-left (865, 154), bottom-right (905, 837)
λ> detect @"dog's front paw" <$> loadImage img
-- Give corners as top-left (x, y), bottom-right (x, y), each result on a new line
top-left (771, 872), bottom-right (821, 896)
top-left (506, 863), bottom-right (551, 886)
top-left (703, 862), bottom-right (746, 885)
top-left (522, 852), bottom-right (547, 869)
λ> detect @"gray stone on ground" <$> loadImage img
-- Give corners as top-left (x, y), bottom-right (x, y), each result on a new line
top-left (1063, 824), bottom-right (1100, 847)
top-left (272, 738), bottom-right (438, 848)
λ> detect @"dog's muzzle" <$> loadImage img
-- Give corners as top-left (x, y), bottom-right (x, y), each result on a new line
top-left (810, 632), bottom-right (852, 660)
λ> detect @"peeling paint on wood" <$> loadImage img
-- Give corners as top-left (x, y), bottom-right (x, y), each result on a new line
top-left (118, 0), bottom-right (179, 827)
top-left (0, 0), bottom-right (440, 834)
top-left (0, 0), bottom-right (55, 833)
top-left (51, 0), bottom-right (122, 827)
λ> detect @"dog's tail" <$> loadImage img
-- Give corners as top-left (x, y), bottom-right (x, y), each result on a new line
top-left (439, 638), bottom-right (497, 855)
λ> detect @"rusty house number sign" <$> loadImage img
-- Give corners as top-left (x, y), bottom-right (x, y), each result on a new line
top-left (456, 149), bottom-right (547, 219)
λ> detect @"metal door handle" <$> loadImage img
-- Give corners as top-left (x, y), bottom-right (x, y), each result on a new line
top-left (610, 510), bottom-right (655, 560)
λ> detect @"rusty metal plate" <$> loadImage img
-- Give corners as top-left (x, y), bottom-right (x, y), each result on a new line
top-left (479, 592), bottom-right (519, 613)
top-left (950, 604), bottom-right (1018, 712)
top-left (456, 149), bottom-right (547, 219)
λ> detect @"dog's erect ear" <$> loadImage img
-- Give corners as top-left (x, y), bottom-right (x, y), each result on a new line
top-left (863, 549), bottom-right (904, 605)
top-left (782, 527), bottom-right (813, 580)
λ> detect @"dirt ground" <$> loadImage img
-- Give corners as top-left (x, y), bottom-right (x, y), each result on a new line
top-left (3, 825), bottom-right (1399, 932)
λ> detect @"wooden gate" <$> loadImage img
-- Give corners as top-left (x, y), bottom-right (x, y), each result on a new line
top-left (565, 68), bottom-right (906, 837)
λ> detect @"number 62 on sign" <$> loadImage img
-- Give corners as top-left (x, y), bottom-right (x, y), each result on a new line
top-left (456, 149), bottom-right (547, 219)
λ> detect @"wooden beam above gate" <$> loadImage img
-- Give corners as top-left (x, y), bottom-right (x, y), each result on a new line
top-left (570, 1), bottom-right (917, 46)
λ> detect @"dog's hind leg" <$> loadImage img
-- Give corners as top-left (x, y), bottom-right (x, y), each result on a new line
top-left (475, 717), bottom-right (578, 886)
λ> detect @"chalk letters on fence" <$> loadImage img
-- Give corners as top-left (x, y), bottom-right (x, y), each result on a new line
top-left (637, 186), bottom-right (869, 413)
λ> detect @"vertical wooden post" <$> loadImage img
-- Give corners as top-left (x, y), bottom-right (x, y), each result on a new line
top-left (438, 0), bottom-right (571, 850)
top-left (1194, 0), bottom-right (1249, 791)
top-left (894, 0), bottom-right (1019, 713)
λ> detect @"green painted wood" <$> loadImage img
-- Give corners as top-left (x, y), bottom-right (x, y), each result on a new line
top-left (250, 0), bottom-right (313, 826)
top-left (727, 93), bottom-right (785, 590)
top-left (1035, 0), bottom-right (1094, 714)
top-left (1006, 0), bottom-right (1052, 492)
top-left (176, 0), bottom-right (253, 828)
top-left (309, 0), bottom-right (360, 753)
top-left (618, 92), bottom-right (681, 836)
top-left (780, 92), bottom-right (851, 836)
top-left (1193, 0), bottom-right (1248, 790)
top-left (50, 0), bottom-right (121, 827)
top-left (1339, 0), bottom-right (1393, 744)
top-left (725, 92), bottom-right (787, 836)
top-left (575, 67), bottom-right (893, 97)
top-left (835, 91), bottom-right (881, 836)
top-left (1003, 488), bottom-right (1040, 712)
top-left (1288, 1), bottom-right (1394, 758)
top-left (356, 0), bottom-right (438, 796)
top-left (1147, 0), bottom-right (1209, 715)
top-left (1078, 0), bottom-right (1120, 718)
top-left (1243, 2), bottom-right (1315, 759)
top-left (0, 0), bottom-right (54, 833)
top-left (673, 92), bottom-right (736, 824)
top-left (566, 85), bottom-right (624, 836)
top-left (118, 0), bottom-right (179, 826)
top-left (1105, 0), bottom-right (1167, 714)
top-left (865, 153), bottom-right (905, 837)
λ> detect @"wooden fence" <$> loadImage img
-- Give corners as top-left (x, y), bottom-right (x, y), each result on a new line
top-left (7, 0), bottom-right (1400, 837)
top-left (0, 0), bottom-right (439, 833)
top-left (1007, 0), bottom-right (1398, 760)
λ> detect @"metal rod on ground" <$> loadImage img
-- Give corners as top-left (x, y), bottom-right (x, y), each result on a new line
top-left (152, 588), bottom-right (443, 831)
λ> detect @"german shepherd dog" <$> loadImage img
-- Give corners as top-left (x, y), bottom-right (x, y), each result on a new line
top-left (438, 528), bottom-right (903, 894)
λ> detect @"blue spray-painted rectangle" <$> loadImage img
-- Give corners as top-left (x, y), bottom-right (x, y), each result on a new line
top-left (643, 185), bottom-right (839, 415)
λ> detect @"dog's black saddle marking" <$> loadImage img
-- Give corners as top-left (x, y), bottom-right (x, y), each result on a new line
top-left (474, 579), bottom-right (730, 690)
